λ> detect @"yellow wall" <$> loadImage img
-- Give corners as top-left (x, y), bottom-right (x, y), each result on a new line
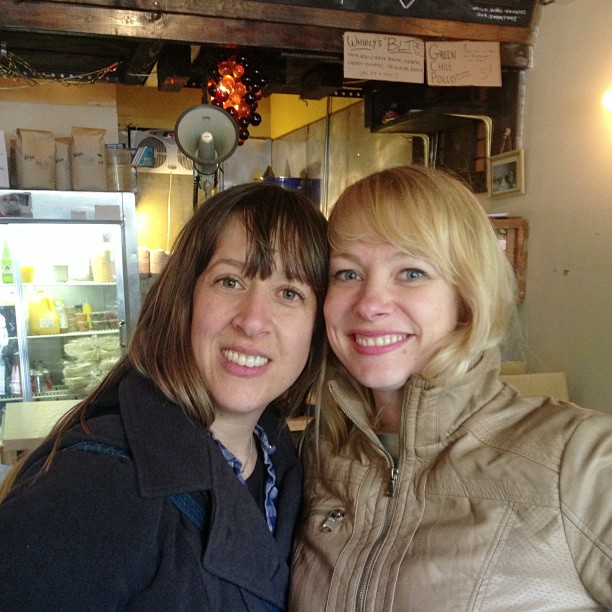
top-left (269, 94), bottom-right (359, 139)
top-left (115, 85), bottom-right (271, 138)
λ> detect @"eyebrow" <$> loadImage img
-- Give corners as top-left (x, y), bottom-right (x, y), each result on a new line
top-left (208, 257), bottom-right (245, 270)
top-left (330, 250), bottom-right (424, 263)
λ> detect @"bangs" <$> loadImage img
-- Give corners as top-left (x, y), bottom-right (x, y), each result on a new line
top-left (329, 179), bottom-right (454, 278)
top-left (237, 188), bottom-right (326, 290)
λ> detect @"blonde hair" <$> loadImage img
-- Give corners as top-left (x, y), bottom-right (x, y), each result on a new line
top-left (322, 165), bottom-right (516, 445)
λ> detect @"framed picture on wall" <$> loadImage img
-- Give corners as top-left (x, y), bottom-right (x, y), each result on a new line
top-left (488, 149), bottom-right (525, 198)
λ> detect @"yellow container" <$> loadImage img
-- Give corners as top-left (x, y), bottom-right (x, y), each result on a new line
top-left (28, 292), bottom-right (60, 335)
top-left (21, 266), bottom-right (34, 283)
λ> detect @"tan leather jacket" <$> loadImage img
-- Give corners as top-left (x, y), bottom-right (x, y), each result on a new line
top-left (290, 349), bottom-right (612, 611)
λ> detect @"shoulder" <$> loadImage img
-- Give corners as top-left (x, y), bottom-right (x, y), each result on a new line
top-left (0, 441), bottom-right (165, 607)
top-left (558, 410), bottom-right (612, 605)
top-left (464, 392), bottom-right (607, 470)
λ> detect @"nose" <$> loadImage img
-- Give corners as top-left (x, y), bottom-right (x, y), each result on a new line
top-left (232, 285), bottom-right (272, 337)
top-left (353, 278), bottom-right (393, 321)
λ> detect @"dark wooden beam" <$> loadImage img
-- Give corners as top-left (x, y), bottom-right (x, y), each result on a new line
top-left (123, 40), bottom-right (165, 86)
top-left (1, 0), bottom-right (538, 50)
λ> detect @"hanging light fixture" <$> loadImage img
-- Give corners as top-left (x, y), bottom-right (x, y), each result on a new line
top-left (205, 54), bottom-right (267, 147)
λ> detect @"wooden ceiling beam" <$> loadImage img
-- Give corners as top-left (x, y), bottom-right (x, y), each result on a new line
top-left (0, 0), bottom-right (538, 50)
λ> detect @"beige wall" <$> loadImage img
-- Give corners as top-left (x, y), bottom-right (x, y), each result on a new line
top-left (486, 0), bottom-right (612, 413)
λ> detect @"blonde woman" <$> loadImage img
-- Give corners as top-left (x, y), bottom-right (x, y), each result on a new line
top-left (290, 165), bottom-right (611, 611)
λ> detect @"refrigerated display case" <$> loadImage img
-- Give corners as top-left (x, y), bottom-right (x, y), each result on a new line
top-left (0, 189), bottom-right (140, 404)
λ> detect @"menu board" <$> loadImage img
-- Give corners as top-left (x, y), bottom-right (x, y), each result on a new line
top-left (426, 41), bottom-right (501, 87)
top-left (250, 0), bottom-right (535, 27)
top-left (344, 36), bottom-right (501, 87)
top-left (344, 33), bottom-right (425, 84)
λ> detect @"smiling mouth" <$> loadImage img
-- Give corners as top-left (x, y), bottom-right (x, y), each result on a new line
top-left (354, 334), bottom-right (407, 347)
top-left (222, 350), bottom-right (269, 368)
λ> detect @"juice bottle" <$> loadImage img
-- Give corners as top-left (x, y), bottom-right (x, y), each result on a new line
top-left (28, 291), bottom-right (60, 335)
top-left (2, 240), bottom-right (14, 284)
top-left (82, 300), bottom-right (92, 330)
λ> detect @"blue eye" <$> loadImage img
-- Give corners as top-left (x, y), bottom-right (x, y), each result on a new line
top-left (334, 269), bottom-right (360, 281)
top-left (403, 269), bottom-right (425, 280)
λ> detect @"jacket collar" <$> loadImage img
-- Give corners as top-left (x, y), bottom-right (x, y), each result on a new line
top-left (116, 372), bottom-right (217, 497)
top-left (328, 348), bottom-right (505, 454)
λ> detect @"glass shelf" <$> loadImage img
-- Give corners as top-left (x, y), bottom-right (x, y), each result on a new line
top-left (26, 329), bottom-right (119, 340)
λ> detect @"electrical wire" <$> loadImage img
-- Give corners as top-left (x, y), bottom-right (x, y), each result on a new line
top-left (0, 42), bottom-right (122, 89)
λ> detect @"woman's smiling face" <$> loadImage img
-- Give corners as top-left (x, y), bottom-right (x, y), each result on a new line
top-left (191, 218), bottom-right (317, 420)
top-left (324, 238), bottom-right (459, 407)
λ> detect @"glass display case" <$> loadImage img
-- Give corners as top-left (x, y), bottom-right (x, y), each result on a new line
top-left (0, 189), bottom-right (140, 404)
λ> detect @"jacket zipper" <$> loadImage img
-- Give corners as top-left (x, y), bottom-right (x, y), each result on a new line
top-left (355, 464), bottom-right (398, 612)
top-left (321, 508), bottom-right (345, 532)
top-left (307, 508), bottom-right (347, 533)
top-left (328, 383), bottom-right (401, 612)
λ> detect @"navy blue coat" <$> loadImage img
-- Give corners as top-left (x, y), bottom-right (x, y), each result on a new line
top-left (0, 371), bottom-right (302, 611)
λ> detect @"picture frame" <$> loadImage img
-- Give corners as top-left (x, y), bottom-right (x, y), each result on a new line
top-left (488, 149), bottom-right (525, 198)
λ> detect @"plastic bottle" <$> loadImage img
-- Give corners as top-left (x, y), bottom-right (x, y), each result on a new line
top-left (2, 240), bottom-right (14, 283)
top-left (28, 290), bottom-right (60, 335)
top-left (54, 298), bottom-right (69, 333)
top-left (10, 354), bottom-right (21, 397)
top-left (82, 300), bottom-right (92, 330)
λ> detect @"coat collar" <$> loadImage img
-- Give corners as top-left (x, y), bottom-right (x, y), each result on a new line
top-left (327, 348), bottom-right (505, 454)
top-left (117, 372), bottom-right (216, 497)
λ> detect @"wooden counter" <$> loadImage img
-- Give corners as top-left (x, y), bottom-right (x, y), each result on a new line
top-left (1, 400), bottom-right (78, 465)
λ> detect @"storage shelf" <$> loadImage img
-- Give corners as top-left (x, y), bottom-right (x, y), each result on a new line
top-left (0, 282), bottom-right (116, 296)
top-left (373, 108), bottom-right (488, 135)
top-left (25, 330), bottom-right (119, 340)
top-left (32, 384), bottom-right (77, 401)
top-left (2, 385), bottom-right (76, 403)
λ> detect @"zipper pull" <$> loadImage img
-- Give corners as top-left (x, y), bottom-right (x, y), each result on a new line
top-left (387, 466), bottom-right (399, 498)
top-left (321, 509), bottom-right (345, 532)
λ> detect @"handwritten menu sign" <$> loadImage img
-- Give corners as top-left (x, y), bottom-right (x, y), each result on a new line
top-left (343, 32), bottom-right (424, 84)
top-left (426, 41), bottom-right (501, 87)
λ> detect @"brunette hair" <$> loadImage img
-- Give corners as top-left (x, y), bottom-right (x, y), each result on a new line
top-left (321, 165), bottom-right (516, 444)
top-left (1, 182), bottom-right (328, 501)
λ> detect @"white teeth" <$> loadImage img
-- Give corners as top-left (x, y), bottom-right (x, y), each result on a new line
top-left (355, 334), bottom-right (406, 347)
top-left (223, 350), bottom-right (269, 367)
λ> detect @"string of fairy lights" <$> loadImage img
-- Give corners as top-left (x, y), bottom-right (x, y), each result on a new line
top-left (0, 42), bottom-right (121, 89)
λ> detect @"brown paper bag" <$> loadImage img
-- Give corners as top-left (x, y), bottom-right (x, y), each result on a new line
top-left (71, 127), bottom-right (108, 191)
top-left (16, 128), bottom-right (56, 189)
